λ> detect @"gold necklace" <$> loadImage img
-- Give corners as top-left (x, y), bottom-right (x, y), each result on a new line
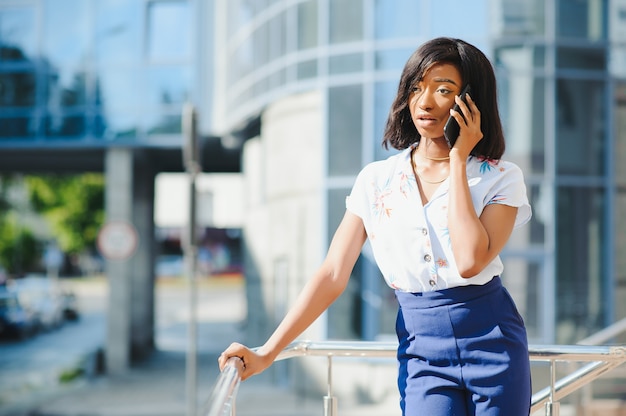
top-left (420, 154), bottom-right (450, 161)
top-left (411, 149), bottom-right (449, 184)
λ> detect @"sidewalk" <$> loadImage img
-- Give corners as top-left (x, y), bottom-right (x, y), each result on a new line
top-left (4, 348), bottom-right (400, 416)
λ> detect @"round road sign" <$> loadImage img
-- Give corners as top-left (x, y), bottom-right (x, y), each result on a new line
top-left (97, 221), bottom-right (139, 260)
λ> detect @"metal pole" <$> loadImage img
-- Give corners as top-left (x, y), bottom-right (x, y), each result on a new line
top-left (545, 359), bottom-right (560, 416)
top-left (323, 356), bottom-right (338, 416)
top-left (183, 103), bottom-right (200, 416)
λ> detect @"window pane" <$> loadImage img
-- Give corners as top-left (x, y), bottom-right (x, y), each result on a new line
top-left (491, 0), bottom-right (545, 36)
top-left (267, 13), bottom-right (285, 62)
top-left (616, 82), bottom-right (626, 185)
top-left (297, 59), bottom-right (317, 79)
top-left (95, 0), bottom-right (142, 65)
top-left (495, 45), bottom-right (545, 71)
top-left (0, 71), bottom-right (36, 107)
top-left (45, 113), bottom-right (86, 138)
top-left (609, 2), bottom-right (626, 76)
top-left (141, 67), bottom-right (191, 110)
top-left (144, 113), bottom-right (182, 135)
top-left (0, 116), bottom-right (37, 138)
top-left (374, 0), bottom-right (420, 39)
top-left (374, 81), bottom-right (399, 161)
top-left (43, 0), bottom-right (89, 66)
top-left (328, 85), bottom-right (362, 176)
top-left (297, 0), bottom-right (317, 50)
top-left (147, 1), bottom-right (191, 61)
top-left (329, 0), bottom-right (362, 44)
top-left (556, 79), bottom-right (606, 176)
top-left (0, 7), bottom-right (36, 61)
top-left (557, 0), bottom-right (606, 40)
top-left (96, 112), bottom-right (139, 140)
top-left (375, 48), bottom-right (414, 71)
top-left (327, 187), bottom-right (360, 339)
top-left (557, 47), bottom-right (606, 70)
top-left (616, 81), bottom-right (626, 323)
top-left (610, 45), bottom-right (626, 78)
top-left (502, 259), bottom-right (542, 341)
top-left (253, 24), bottom-right (268, 68)
top-left (96, 69), bottom-right (141, 111)
top-left (556, 186), bottom-right (606, 343)
top-left (527, 184), bottom-right (547, 245)
top-left (329, 53), bottom-right (362, 75)
top-left (46, 68), bottom-right (87, 108)
top-left (498, 72), bottom-right (545, 174)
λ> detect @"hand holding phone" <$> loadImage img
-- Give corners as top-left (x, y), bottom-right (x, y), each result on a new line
top-left (443, 84), bottom-right (472, 148)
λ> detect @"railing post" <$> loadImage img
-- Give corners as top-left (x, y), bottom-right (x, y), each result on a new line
top-left (544, 359), bottom-right (560, 416)
top-left (323, 356), bottom-right (338, 416)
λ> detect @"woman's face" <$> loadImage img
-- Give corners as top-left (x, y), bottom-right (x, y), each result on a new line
top-left (408, 63), bottom-right (463, 140)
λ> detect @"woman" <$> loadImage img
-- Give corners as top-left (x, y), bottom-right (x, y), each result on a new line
top-left (219, 37), bottom-right (532, 416)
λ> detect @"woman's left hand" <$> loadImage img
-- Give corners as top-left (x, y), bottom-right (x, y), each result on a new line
top-left (450, 93), bottom-right (483, 157)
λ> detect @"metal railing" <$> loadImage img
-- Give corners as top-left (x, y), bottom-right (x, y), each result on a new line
top-left (204, 341), bottom-right (626, 416)
top-left (202, 356), bottom-right (244, 416)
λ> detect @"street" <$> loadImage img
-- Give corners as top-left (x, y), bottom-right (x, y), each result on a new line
top-left (0, 276), bottom-right (246, 411)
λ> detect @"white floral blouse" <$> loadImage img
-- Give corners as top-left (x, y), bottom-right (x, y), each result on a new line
top-left (346, 145), bottom-right (532, 293)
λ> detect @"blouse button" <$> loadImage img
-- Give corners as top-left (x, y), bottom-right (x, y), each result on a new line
top-left (423, 254), bottom-right (432, 262)
top-left (429, 279), bottom-right (436, 287)
top-left (421, 228), bottom-right (428, 236)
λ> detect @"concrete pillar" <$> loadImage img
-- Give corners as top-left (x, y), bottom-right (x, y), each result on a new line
top-left (130, 151), bottom-right (156, 361)
top-left (105, 148), bottom-right (133, 375)
top-left (104, 148), bottom-right (156, 374)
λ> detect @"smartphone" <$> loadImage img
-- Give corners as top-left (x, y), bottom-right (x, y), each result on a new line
top-left (443, 84), bottom-right (472, 148)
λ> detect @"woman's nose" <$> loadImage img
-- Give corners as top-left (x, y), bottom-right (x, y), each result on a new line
top-left (416, 90), bottom-right (434, 110)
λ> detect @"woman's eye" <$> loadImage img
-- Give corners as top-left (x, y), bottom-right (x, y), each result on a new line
top-left (411, 86), bottom-right (421, 93)
top-left (438, 88), bottom-right (452, 94)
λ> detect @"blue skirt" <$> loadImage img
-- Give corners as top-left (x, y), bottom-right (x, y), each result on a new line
top-left (395, 277), bottom-right (531, 416)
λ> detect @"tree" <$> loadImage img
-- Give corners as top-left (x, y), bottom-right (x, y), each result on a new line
top-left (25, 174), bottom-right (105, 255)
top-left (0, 215), bottom-right (39, 275)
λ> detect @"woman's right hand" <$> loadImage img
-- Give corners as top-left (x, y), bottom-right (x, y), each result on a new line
top-left (218, 342), bottom-right (273, 381)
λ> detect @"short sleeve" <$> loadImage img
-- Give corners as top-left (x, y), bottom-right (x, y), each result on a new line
top-left (345, 166), bottom-right (371, 225)
top-left (486, 162), bottom-right (532, 228)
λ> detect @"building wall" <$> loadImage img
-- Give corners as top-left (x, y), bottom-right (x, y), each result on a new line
top-left (242, 90), bottom-right (326, 347)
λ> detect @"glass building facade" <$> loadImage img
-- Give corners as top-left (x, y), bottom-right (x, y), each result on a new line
top-left (0, 0), bottom-right (207, 147)
top-left (2, 0), bottom-right (625, 347)
top-left (214, 0), bottom-right (626, 345)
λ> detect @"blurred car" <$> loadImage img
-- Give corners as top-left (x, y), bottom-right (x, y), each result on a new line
top-left (13, 275), bottom-right (65, 331)
top-left (61, 289), bottom-right (80, 321)
top-left (0, 287), bottom-right (38, 339)
top-left (156, 255), bottom-right (184, 277)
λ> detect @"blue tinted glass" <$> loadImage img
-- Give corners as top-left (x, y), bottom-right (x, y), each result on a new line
top-left (556, 79), bottom-right (606, 176)
top-left (427, 0), bottom-right (489, 40)
top-left (558, 0), bottom-right (606, 40)
top-left (141, 67), bottom-right (191, 109)
top-left (95, 0), bottom-right (142, 65)
top-left (374, 81), bottom-right (399, 161)
top-left (328, 85), bottom-right (362, 176)
top-left (374, 0), bottom-right (420, 39)
top-left (297, 0), bottom-right (317, 50)
top-left (375, 48), bottom-right (413, 71)
top-left (329, 0), bottom-right (362, 44)
top-left (147, 1), bottom-right (191, 61)
top-left (46, 67), bottom-right (87, 108)
top-left (45, 113), bottom-right (86, 138)
top-left (0, 116), bottom-right (37, 138)
top-left (43, 0), bottom-right (89, 66)
top-left (143, 113), bottom-right (182, 136)
top-left (97, 113), bottom-right (139, 140)
top-left (0, 71), bottom-right (36, 107)
top-left (0, 7), bottom-right (36, 61)
top-left (96, 69), bottom-right (141, 110)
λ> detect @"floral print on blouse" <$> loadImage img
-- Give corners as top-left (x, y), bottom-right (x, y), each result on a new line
top-left (346, 145), bottom-right (531, 293)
